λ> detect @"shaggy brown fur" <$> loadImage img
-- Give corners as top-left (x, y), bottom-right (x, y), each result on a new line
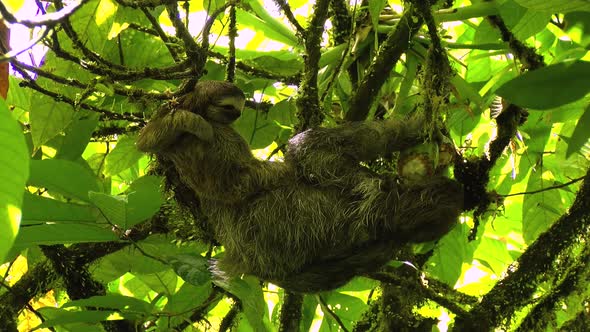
top-left (136, 81), bottom-right (463, 293)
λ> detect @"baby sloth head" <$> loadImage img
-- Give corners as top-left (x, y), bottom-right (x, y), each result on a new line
top-left (181, 80), bottom-right (246, 124)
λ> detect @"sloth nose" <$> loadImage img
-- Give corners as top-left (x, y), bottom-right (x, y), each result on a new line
top-left (226, 108), bottom-right (241, 121)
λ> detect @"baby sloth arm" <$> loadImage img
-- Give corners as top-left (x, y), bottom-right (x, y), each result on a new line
top-left (136, 109), bottom-right (214, 153)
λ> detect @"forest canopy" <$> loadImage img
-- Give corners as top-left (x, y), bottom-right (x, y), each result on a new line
top-left (1, 0), bottom-right (590, 331)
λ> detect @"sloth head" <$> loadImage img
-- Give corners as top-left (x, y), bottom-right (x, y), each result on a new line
top-left (180, 81), bottom-right (246, 124)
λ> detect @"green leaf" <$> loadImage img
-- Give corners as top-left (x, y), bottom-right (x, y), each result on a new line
top-left (234, 108), bottom-right (281, 149)
top-left (29, 93), bottom-right (76, 150)
top-left (33, 310), bottom-right (137, 330)
top-left (473, 237), bottom-right (514, 276)
top-left (563, 12), bottom-right (590, 48)
top-left (136, 269), bottom-right (178, 294)
top-left (243, 0), bottom-right (299, 47)
top-left (29, 159), bottom-right (100, 203)
top-left (522, 172), bottom-right (564, 244)
top-left (126, 176), bottom-right (162, 227)
top-left (426, 223), bottom-right (478, 285)
top-left (515, 0), bottom-right (590, 12)
top-left (500, 0), bottom-right (551, 40)
top-left (14, 223), bottom-right (118, 247)
top-left (245, 55), bottom-right (302, 76)
top-left (496, 60), bottom-right (590, 109)
top-left (236, 7), bottom-right (298, 47)
top-left (104, 135), bottom-right (143, 176)
top-left (319, 292), bottom-right (367, 331)
top-left (88, 176), bottom-right (161, 228)
top-left (62, 294), bottom-right (153, 313)
top-left (300, 295), bottom-right (318, 332)
top-left (0, 99), bottom-right (30, 263)
top-left (369, 0), bottom-right (387, 30)
top-left (217, 276), bottom-right (270, 332)
top-left (88, 191), bottom-right (126, 226)
top-left (169, 253), bottom-right (211, 286)
top-left (55, 114), bottom-right (99, 160)
top-left (566, 104), bottom-right (590, 158)
top-left (6, 76), bottom-right (31, 117)
top-left (268, 99), bottom-right (297, 128)
top-left (162, 282), bottom-right (216, 328)
top-left (22, 192), bottom-right (98, 225)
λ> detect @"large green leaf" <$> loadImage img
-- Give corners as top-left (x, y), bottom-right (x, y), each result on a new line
top-left (161, 282), bottom-right (215, 328)
top-left (88, 191), bottom-right (127, 226)
top-left (319, 293), bottom-right (367, 331)
top-left (234, 108), bottom-right (281, 149)
top-left (126, 175), bottom-right (162, 227)
top-left (500, 0), bottom-right (551, 40)
top-left (62, 294), bottom-right (153, 313)
top-left (55, 114), bottom-right (99, 160)
top-left (515, 0), bottom-right (590, 12)
top-left (217, 276), bottom-right (271, 332)
top-left (522, 172), bottom-right (564, 244)
top-left (496, 60), bottom-right (590, 109)
top-left (104, 135), bottom-right (144, 176)
top-left (566, 104), bottom-right (590, 158)
top-left (426, 223), bottom-right (479, 286)
top-left (242, 0), bottom-right (299, 47)
top-left (88, 175), bottom-right (161, 228)
top-left (14, 223), bottom-right (118, 247)
top-left (236, 7), bottom-right (298, 47)
top-left (33, 309), bottom-right (141, 330)
top-left (22, 192), bottom-right (98, 225)
top-left (369, 0), bottom-right (387, 31)
top-left (28, 159), bottom-right (100, 202)
top-left (0, 99), bottom-right (30, 263)
top-left (29, 93), bottom-right (76, 149)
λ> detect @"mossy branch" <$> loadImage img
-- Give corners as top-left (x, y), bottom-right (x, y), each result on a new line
top-left (454, 170), bottom-right (590, 330)
top-left (278, 292), bottom-right (304, 332)
top-left (295, 0), bottom-right (331, 131)
top-left (346, 5), bottom-right (422, 122)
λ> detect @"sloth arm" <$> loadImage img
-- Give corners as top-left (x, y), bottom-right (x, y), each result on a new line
top-left (287, 116), bottom-right (425, 186)
top-left (136, 109), bottom-right (213, 153)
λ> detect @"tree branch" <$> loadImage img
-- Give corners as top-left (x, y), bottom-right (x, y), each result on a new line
top-left (278, 292), bottom-right (303, 332)
top-left (454, 170), bottom-right (590, 330)
top-left (140, 7), bottom-right (182, 62)
top-left (346, 4), bottom-right (422, 121)
top-left (272, 0), bottom-right (305, 36)
top-left (295, 0), bottom-right (331, 131)
top-left (0, 1), bottom-right (83, 28)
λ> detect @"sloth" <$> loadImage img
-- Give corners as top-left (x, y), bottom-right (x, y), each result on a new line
top-left (136, 81), bottom-right (463, 293)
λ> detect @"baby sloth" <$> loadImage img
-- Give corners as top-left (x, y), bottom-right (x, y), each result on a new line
top-left (136, 81), bottom-right (463, 293)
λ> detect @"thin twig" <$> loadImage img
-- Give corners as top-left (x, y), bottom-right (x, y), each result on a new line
top-left (0, 27), bottom-right (48, 62)
top-left (12, 59), bottom-right (173, 100)
top-left (0, 1), bottom-right (83, 28)
top-left (54, 0), bottom-right (128, 70)
top-left (141, 7), bottom-right (181, 62)
top-left (12, 65), bottom-right (144, 122)
top-left (502, 176), bottom-right (585, 197)
top-left (317, 295), bottom-right (350, 332)
top-left (272, 0), bottom-right (305, 36)
top-left (202, 2), bottom-right (236, 52)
